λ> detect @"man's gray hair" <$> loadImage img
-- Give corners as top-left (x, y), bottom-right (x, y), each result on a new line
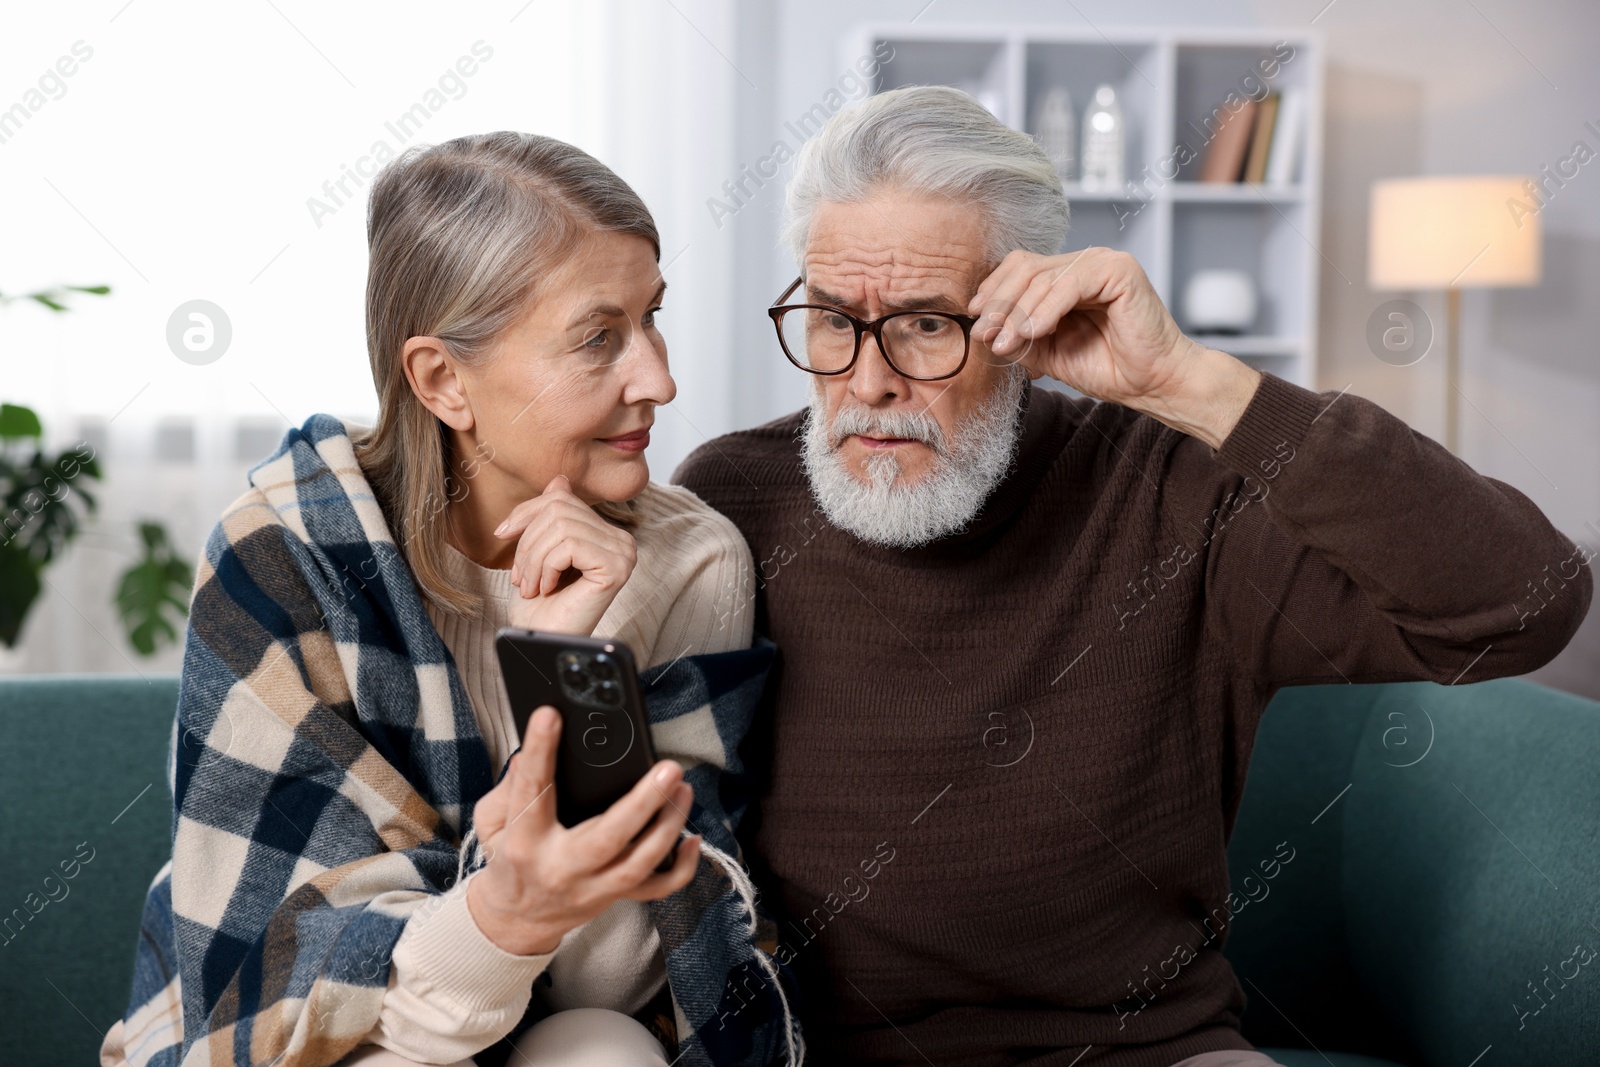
top-left (781, 84), bottom-right (1071, 269)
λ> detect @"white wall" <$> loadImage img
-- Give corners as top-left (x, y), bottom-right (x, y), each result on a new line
top-left (725, 0), bottom-right (1599, 695)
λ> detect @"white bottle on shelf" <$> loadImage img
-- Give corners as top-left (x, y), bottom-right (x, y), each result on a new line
top-left (1032, 87), bottom-right (1076, 181)
top-left (1080, 83), bottom-right (1125, 192)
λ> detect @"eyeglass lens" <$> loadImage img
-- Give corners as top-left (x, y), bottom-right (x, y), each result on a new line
top-left (778, 307), bottom-right (966, 378)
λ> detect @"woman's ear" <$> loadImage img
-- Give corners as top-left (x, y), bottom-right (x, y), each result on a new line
top-left (402, 335), bottom-right (474, 432)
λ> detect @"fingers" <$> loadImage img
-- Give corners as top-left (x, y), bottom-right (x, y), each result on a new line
top-left (599, 780), bottom-right (694, 884)
top-left (533, 531), bottom-right (591, 598)
top-left (504, 705), bottom-right (561, 835)
top-left (505, 496), bottom-right (595, 566)
top-left (620, 831), bottom-right (702, 901)
top-left (968, 247), bottom-right (1032, 316)
top-left (495, 474), bottom-right (581, 544)
top-left (970, 248), bottom-right (1105, 358)
top-left (470, 775), bottom-right (510, 851)
top-left (969, 248), bottom-right (1069, 327)
top-left (512, 516), bottom-right (635, 598)
top-left (982, 271), bottom-right (1062, 365)
top-left (569, 760), bottom-right (686, 866)
top-left (538, 542), bottom-right (572, 599)
top-left (1006, 269), bottom-right (1086, 353)
top-left (968, 249), bottom-right (1040, 348)
top-left (1003, 258), bottom-right (1087, 354)
top-left (499, 496), bottom-right (636, 598)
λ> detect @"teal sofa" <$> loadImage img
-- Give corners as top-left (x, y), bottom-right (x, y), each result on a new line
top-left (2, 674), bottom-right (1596, 1065)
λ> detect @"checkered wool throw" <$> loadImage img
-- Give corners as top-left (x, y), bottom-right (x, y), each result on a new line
top-left (101, 413), bottom-right (803, 1067)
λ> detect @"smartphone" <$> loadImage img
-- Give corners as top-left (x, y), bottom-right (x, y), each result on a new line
top-left (494, 628), bottom-right (679, 873)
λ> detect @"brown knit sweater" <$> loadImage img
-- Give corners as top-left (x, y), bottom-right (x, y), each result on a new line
top-left (671, 371), bottom-right (1591, 1067)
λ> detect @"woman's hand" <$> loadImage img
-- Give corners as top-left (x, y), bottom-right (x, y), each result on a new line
top-left (496, 474), bottom-right (637, 636)
top-left (465, 704), bottom-right (702, 956)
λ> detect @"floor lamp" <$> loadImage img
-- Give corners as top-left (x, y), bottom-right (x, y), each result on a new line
top-left (1368, 176), bottom-right (1542, 454)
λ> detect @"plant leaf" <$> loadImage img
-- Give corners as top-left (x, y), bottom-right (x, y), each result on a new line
top-left (0, 284), bottom-right (113, 313)
top-left (0, 542), bottom-right (42, 648)
top-left (0, 404), bottom-right (43, 440)
top-left (3, 445), bottom-right (101, 565)
top-left (115, 520), bottom-right (193, 657)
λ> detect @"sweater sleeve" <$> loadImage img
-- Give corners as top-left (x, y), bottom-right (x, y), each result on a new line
top-left (361, 871), bottom-right (555, 1064)
top-left (1190, 370), bottom-right (1592, 689)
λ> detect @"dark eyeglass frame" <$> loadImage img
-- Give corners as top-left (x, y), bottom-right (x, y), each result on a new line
top-left (767, 276), bottom-right (980, 382)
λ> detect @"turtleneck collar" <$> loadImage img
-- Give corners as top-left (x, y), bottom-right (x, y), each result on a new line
top-left (434, 537), bottom-right (518, 624)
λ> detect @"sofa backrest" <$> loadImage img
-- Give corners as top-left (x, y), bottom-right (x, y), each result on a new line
top-left (1226, 677), bottom-right (1600, 1066)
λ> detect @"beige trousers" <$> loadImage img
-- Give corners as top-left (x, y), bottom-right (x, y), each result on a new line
top-left (336, 1008), bottom-right (668, 1067)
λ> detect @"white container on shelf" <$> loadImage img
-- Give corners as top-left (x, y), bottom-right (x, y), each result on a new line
top-left (1032, 87), bottom-right (1076, 181)
top-left (1181, 269), bottom-right (1258, 334)
top-left (1079, 84), bottom-right (1125, 191)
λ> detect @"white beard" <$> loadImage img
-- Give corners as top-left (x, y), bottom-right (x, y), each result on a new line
top-left (800, 366), bottom-right (1028, 548)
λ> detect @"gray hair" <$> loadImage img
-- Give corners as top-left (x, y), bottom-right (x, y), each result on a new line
top-left (781, 84), bottom-right (1070, 269)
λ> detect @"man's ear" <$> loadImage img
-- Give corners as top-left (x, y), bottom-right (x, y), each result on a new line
top-left (402, 336), bottom-right (473, 432)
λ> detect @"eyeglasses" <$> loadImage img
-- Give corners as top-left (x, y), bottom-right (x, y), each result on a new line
top-left (767, 277), bottom-right (979, 382)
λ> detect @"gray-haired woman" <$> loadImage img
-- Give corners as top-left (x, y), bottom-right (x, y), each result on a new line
top-left (99, 131), bottom-right (796, 1067)
top-left (345, 132), bottom-right (751, 1066)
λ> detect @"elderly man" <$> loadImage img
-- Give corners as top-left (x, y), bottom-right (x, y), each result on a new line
top-left (673, 85), bottom-right (1591, 1067)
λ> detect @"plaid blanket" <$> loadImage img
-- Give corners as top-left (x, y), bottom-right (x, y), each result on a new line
top-left (100, 413), bottom-right (803, 1067)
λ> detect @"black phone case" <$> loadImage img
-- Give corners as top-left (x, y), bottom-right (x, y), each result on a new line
top-left (493, 628), bottom-right (661, 828)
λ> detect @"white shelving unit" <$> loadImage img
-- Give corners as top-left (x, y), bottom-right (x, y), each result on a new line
top-left (842, 26), bottom-right (1326, 389)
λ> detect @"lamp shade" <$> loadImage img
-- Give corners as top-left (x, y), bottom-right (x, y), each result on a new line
top-left (1369, 176), bottom-right (1542, 289)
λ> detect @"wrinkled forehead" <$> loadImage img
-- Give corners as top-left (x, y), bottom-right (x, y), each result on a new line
top-left (801, 195), bottom-right (989, 312)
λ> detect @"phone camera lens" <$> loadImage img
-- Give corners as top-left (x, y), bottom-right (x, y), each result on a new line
top-left (588, 656), bottom-right (618, 682)
top-left (594, 679), bottom-right (622, 706)
top-left (560, 659), bottom-right (589, 688)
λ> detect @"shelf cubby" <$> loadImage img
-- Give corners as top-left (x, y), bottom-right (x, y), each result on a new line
top-left (844, 25), bottom-right (1325, 388)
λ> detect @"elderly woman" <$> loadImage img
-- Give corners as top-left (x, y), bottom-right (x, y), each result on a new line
top-left (99, 133), bottom-right (801, 1067)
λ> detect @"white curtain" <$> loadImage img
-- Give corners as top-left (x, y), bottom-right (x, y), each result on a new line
top-left (0, 0), bottom-right (741, 675)
top-left (583, 0), bottom-right (744, 482)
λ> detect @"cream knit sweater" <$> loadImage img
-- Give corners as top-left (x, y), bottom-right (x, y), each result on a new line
top-left (362, 481), bottom-right (754, 1064)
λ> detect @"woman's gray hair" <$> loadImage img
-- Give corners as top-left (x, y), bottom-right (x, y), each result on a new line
top-left (781, 84), bottom-right (1070, 269)
top-left (353, 131), bottom-right (658, 619)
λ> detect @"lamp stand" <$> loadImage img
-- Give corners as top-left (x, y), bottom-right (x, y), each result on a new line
top-left (1444, 286), bottom-right (1461, 455)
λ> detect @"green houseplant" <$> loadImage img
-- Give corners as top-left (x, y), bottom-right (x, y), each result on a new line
top-left (1, 285), bottom-right (194, 656)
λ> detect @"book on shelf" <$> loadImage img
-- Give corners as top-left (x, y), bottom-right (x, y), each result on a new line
top-left (1265, 87), bottom-right (1306, 185)
top-left (1197, 88), bottom-right (1304, 185)
top-left (1243, 91), bottom-right (1280, 183)
top-left (1198, 97), bottom-right (1257, 182)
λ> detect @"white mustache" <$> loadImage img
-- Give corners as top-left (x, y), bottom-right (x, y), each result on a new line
top-left (827, 404), bottom-right (948, 453)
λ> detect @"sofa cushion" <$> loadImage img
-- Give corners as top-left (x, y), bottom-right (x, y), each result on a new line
top-left (1340, 678), bottom-right (1600, 1066)
top-left (0, 674), bottom-right (178, 1067)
